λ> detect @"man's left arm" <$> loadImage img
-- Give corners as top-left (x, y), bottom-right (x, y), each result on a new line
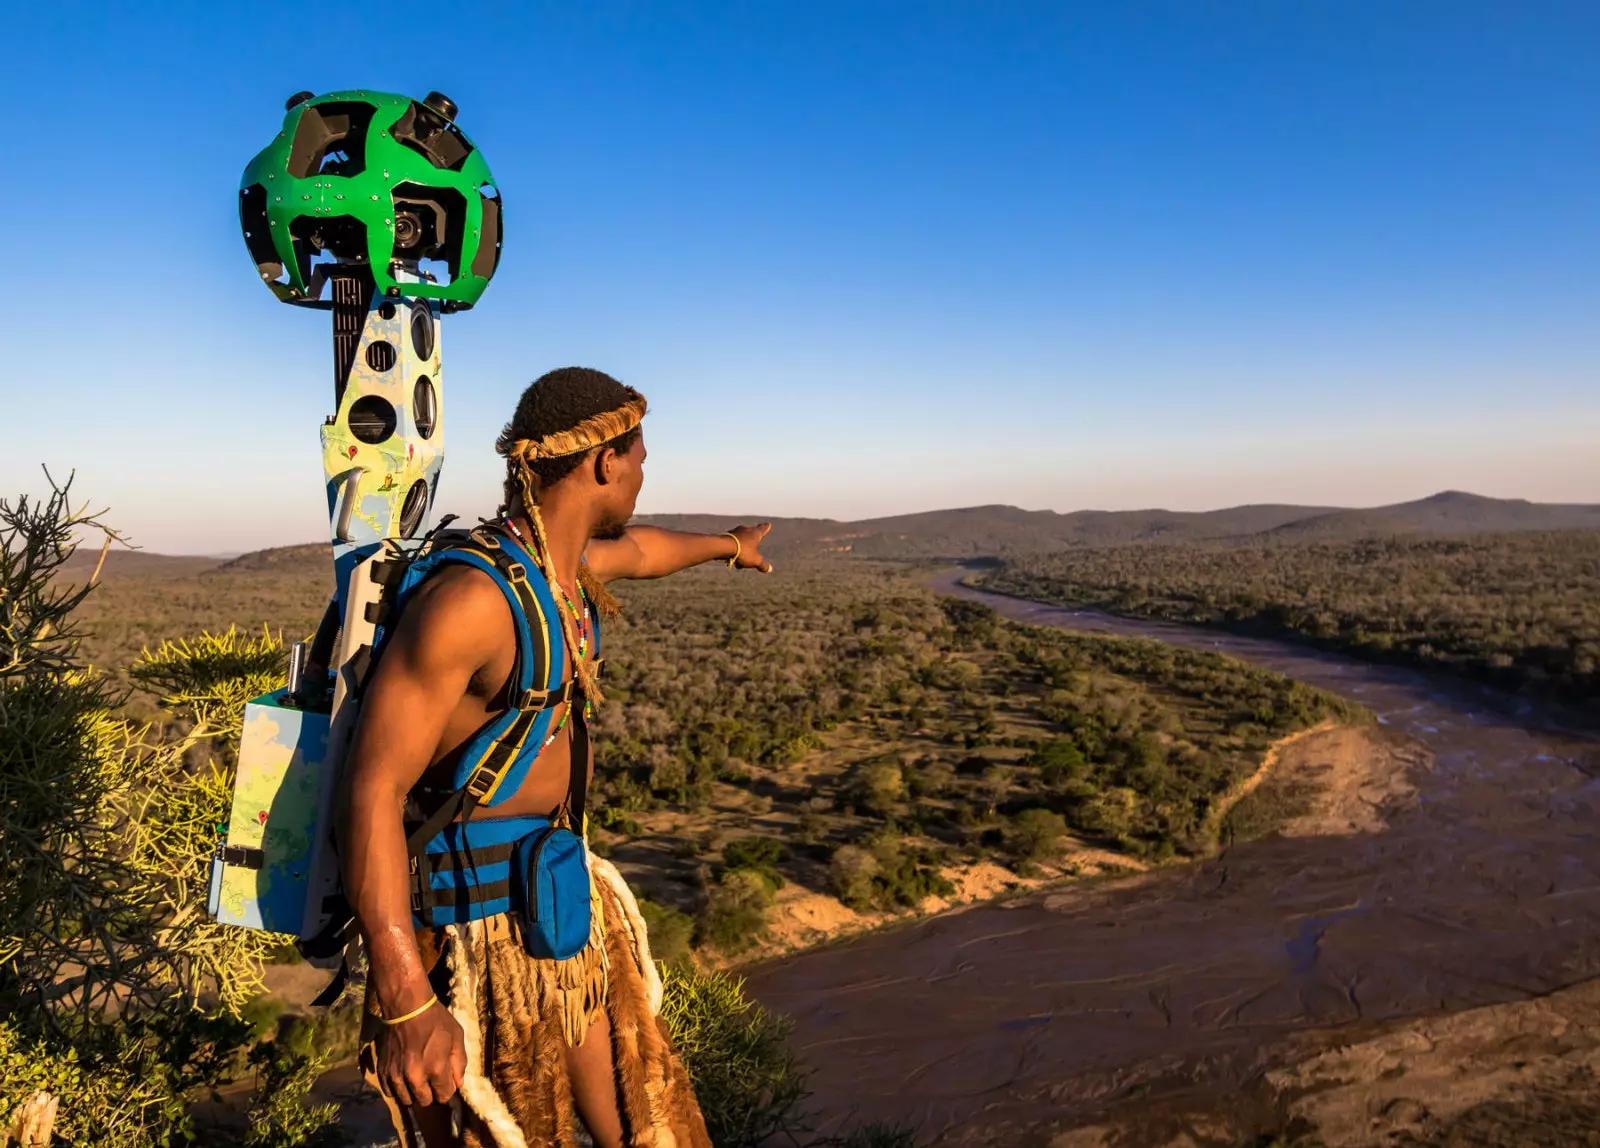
top-left (585, 523), bottom-right (773, 581)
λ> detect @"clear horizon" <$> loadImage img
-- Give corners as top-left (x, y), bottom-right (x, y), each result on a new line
top-left (7, 3), bottom-right (1597, 553)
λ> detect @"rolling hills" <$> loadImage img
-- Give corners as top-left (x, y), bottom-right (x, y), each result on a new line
top-left (638, 489), bottom-right (1599, 558)
top-left (62, 490), bottom-right (1600, 582)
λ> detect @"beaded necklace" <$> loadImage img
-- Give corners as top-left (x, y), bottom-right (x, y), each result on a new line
top-left (503, 516), bottom-right (595, 746)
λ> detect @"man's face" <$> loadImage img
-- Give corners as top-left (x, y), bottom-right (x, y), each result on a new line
top-left (593, 431), bottom-right (646, 540)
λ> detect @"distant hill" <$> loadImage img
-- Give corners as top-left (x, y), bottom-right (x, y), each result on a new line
top-left (216, 542), bottom-right (331, 574)
top-left (650, 492), bottom-right (1600, 559)
top-left (1254, 509), bottom-right (1422, 542)
top-left (59, 549), bottom-right (225, 579)
top-left (131, 491), bottom-right (1600, 572)
top-left (1377, 490), bottom-right (1600, 532)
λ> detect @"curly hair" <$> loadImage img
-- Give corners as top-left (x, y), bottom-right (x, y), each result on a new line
top-left (495, 367), bottom-right (645, 509)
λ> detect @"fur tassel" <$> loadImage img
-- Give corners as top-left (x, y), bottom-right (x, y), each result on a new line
top-left (447, 923), bottom-right (532, 1148)
top-left (592, 857), bottom-right (664, 1016)
top-left (578, 561), bottom-right (624, 620)
top-left (531, 879), bottom-right (611, 1049)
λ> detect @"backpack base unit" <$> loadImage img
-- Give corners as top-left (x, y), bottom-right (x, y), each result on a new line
top-left (207, 689), bottom-right (339, 935)
top-left (208, 542), bottom-right (390, 944)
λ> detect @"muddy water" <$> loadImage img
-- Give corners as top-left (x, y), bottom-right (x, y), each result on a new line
top-left (744, 572), bottom-right (1600, 1145)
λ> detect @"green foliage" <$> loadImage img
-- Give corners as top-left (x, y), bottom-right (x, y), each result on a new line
top-left (828, 845), bottom-right (880, 912)
top-left (722, 837), bottom-right (786, 891)
top-left (242, 1046), bottom-right (346, 1148)
top-left (273, 1004), bottom-right (362, 1066)
top-left (1007, 808), bottom-right (1068, 867)
top-left (0, 479), bottom-right (320, 1146)
top-left (847, 759), bottom-right (906, 816)
top-left (830, 833), bottom-right (952, 912)
top-left (0, 1009), bottom-right (255, 1147)
top-left (240, 995), bottom-right (288, 1043)
top-left (987, 532), bottom-right (1600, 717)
top-left (637, 898), bottom-right (695, 969)
top-left (660, 964), bottom-right (809, 1148)
top-left (1031, 738), bottom-right (1087, 785)
top-left (131, 627), bottom-right (287, 739)
top-left (696, 868), bottom-right (775, 954)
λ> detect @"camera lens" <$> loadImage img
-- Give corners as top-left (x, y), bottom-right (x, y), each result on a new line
top-left (394, 212), bottom-right (422, 250)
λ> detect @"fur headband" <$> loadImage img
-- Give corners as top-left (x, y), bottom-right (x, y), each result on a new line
top-left (498, 395), bottom-right (648, 463)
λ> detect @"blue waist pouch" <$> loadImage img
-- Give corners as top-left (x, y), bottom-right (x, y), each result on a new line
top-left (511, 822), bottom-right (592, 960)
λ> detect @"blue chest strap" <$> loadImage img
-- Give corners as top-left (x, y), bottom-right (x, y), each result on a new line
top-left (385, 524), bottom-right (601, 922)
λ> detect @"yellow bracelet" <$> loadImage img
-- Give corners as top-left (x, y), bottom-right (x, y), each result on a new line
top-left (382, 994), bottom-right (439, 1026)
top-left (724, 532), bottom-right (742, 569)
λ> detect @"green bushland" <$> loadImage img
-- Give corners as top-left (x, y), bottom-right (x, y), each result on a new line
top-left (73, 541), bottom-right (1369, 957)
top-left (982, 531), bottom-right (1600, 717)
top-left (2, 481), bottom-right (301, 1146)
top-left (6, 483), bottom-right (919, 1147)
top-left (575, 565), bottom-right (1364, 929)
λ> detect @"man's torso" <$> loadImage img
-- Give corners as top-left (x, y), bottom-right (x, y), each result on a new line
top-left (409, 561), bottom-right (595, 819)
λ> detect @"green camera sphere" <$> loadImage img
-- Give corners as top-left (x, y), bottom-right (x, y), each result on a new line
top-left (240, 90), bottom-right (502, 308)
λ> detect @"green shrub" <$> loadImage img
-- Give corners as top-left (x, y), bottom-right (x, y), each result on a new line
top-left (243, 1046), bottom-right (346, 1148)
top-left (1032, 739), bottom-right (1087, 786)
top-left (240, 994), bottom-right (288, 1043)
top-left (909, 759), bottom-right (955, 798)
top-left (1007, 808), bottom-right (1068, 868)
top-left (0, 480), bottom-right (305, 1145)
top-left (1074, 786), bottom-right (1140, 843)
top-left (274, 1002), bottom-right (362, 1065)
top-left (874, 852), bottom-right (955, 908)
top-left (830, 834), bottom-right (952, 912)
top-left (638, 898), bottom-right (695, 968)
top-left (850, 760), bottom-right (906, 816)
top-left (828, 844), bottom-right (880, 911)
top-left (722, 836), bottom-right (786, 891)
top-left (696, 869), bottom-right (775, 954)
top-left (660, 964), bottom-right (809, 1147)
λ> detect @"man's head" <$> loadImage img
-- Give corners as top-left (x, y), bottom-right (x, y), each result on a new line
top-left (496, 367), bottom-right (647, 539)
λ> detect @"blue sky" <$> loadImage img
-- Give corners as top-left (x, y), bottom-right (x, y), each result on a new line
top-left (6, 2), bottom-right (1597, 553)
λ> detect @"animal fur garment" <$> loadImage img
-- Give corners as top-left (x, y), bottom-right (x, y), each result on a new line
top-left (361, 861), bottom-right (709, 1148)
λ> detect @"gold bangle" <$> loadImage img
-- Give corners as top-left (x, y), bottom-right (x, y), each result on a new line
top-left (723, 532), bottom-right (742, 569)
top-left (382, 994), bottom-right (439, 1026)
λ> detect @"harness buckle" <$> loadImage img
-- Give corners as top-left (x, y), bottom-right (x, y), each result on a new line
top-left (466, 764), bottom-right (500, 798)
top-left (504, 561), bottom-right (528, 583)
top-left (517, 686), bottom-right (551, 709)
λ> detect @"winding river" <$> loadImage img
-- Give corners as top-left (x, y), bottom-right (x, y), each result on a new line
top-left (744, 571), bottom-right (1600, 1145)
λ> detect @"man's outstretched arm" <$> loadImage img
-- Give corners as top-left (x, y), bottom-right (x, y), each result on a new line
top-left (585, 522), bottom-right (773, 581)
top-left (337, 567), bottom-right (508, 1109)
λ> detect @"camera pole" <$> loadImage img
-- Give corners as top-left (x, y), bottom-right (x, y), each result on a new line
top-left (211, 90), bottom-right (501, 941)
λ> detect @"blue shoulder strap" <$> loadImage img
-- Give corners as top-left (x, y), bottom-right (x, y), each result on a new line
top-left (440, 527), bottom-right (568, 807)
top-left (377, 524), bottom-right (569, 812)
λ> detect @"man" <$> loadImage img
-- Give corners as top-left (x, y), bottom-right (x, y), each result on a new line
top-left (340, 366), bottom-right (772, 1147)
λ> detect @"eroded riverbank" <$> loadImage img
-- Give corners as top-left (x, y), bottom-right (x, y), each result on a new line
top-left (743, 572), bottom-right (1600, 1145)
